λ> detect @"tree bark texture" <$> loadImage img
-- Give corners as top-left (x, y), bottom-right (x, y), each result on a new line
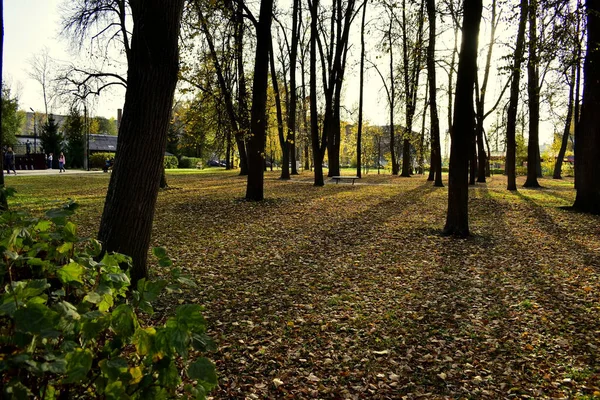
top-left (245, 0), bottom-right (274, 201)
top-left (426, 0), bottom-right (443, 186)
top-left (357, 0), bottom-right (367, 178)
top-left (524, 0), bottom-right (541, 187)
top-left (98, 0), bottom-right (184, 284)
top-left (270, 40), bottom-right (290, 180)
top-left (505, 0), bottom-right (528, 191)
top-left (443, 0), bottom-right (482, 237)
top-left (553, 66), bottom-right (576, 179)
top-left (310, 0), bottom-right (325, 186)
top-left (573, 0), bottom-right (600, 214)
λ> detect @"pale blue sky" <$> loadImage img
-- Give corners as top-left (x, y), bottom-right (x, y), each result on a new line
top-left (3, 0), bottom-right (123, 118)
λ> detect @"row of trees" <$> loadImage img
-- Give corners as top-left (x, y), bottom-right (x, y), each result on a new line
top-left (3, 0), bottom-right (597, 281)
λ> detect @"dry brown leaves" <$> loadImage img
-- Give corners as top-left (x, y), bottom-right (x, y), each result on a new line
top-left (13, 171), bottom-right (600, 399)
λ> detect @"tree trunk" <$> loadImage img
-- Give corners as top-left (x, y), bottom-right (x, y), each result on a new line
top-left (289, 0), bottom-right (300, 175)
top-left (310, 0), bottom-right (325, 186)
top-left (388, 23), bottom-right (398, 176)
top-left (524, 0), bottom-right (541, 188)
top-left (98, 0), bottom-right (184, 284)
top-left (270, 40), bottom-right (290, 180)
top-left (245, 0), bottom-right (274, 201)
top-left (356, 0), bottom-right (367, 178)
top-left (553, 66), bottom-right (576, 179)
top-left (505, 0), bottom-right (528, 191)
top-left (235, 1), bottom-right (250, 175)
top-left (573, 0), bottom-right (600, 214)
top-left (1, 0), bottom-right (6, 211)
top-left (443, 0), bottom-right (482, 237)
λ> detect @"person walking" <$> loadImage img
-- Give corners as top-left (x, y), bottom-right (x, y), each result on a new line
top-left (58, 152), bottom-right (66, 173)
top-left (47, 153), bottom-right (53, 169)
top-left (4, 147), bottom-right (16, 175)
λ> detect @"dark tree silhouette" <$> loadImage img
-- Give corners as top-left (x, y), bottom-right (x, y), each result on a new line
top-left (426, 0), bottom-right (443, 187)
top-left (505, 0), bottom-right (528, 191)
top-left (443, 0), bottom-right (482, 236)
top-left (245, 0), bottom-right (274, 200)
top-left (572, 0), bottom-right (600, 214)
top-left (98, 0), bottom-right (185, 283)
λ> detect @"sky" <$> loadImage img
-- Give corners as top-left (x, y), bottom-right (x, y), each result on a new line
top-left (3, 0), bottom-right (124, 119)
top-left (3, 0), bottom-right (555, 148)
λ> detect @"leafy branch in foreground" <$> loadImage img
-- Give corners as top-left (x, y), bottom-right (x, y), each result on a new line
top-left (0, 200), bottom-right (217, 399)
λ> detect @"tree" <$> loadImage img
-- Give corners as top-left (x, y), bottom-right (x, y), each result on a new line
top-left (40, 115), bottom-right (63, 168)
top-left (572, 0), bottom-right (600, 214)
top-left (245, 0), bottom-right (274, 201)
top-left (523, 0), bottom-right (541, 187)
top-left (64, 107), bottom-right (85, 168)
top-left (553, 1), bottom-right (582, 179)
top-left (443, 0), bottom-right (482, 236)
top-left (399, 0), bottom-right (426, 177)
top-left (28, 47), bottom-right (58, 117)
top-left (426, 0), bottom-right (443, 187)
top-left (356, 0), bottom-right (368, 178)
top-left (505, 0), bottom-right (528, 191)
top-left (1, 84), bottom-right (24, 148)
top-left (1, 0), bottom-right (5, 211)
top-left (97, 0), bottom-right (185, 283)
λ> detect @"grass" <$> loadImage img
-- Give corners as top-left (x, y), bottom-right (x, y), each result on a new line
top-left (6, 170), bottom-right (600, 399)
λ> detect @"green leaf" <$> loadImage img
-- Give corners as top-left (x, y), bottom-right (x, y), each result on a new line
top-left (84, 291), bottom-right (103, 304)
top-left (158, 258), bottom-right (173, 267)
top-left (99, 357), bottom-right (128, 381)
top-left (111, 304), bottom-right (137, 339)
top-left (57, 262), bottom-right (85, 284)
top-left (55, 301), bottom-right (80, 320)
top-left (56, 242), bottom-right (74, 255)
top-left (169, 327), bottom-right (190, 359)
top-left (187, 358), bottom-right (218, 391)
top-left (133, 327), bottom-right (155, 356)
top-left (191, 333), bottom-right (217, 352)
top-left (14, 302), bottom-right (59, 335)
top-left (176, 304), bottom-right (206, 332)
top-left (104, 381), bottom-right (128, 400)
top-left (156, 357), bottom-right (180, 389)
top-left (34, 220), bottom-right (52, 232)
top-left (98, 293), bottom-right (114, 312)
top-left (63, 348), bottom-right (93, 383)
top-left (63, 221), bottom-right (77, 240)
top-left (152, 247), bottom-right (167, 258)
top-left (140, 279), bottom-right (167, 302)
top-left (177, 276), bottom-right (198, 288)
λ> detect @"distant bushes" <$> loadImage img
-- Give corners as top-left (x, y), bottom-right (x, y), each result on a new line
top-left (179, 157), bottom-right (204, 169)
top-left (163, 155), bottom-right (179, 169)
top-left (90, 153), bottom-right (114, 169)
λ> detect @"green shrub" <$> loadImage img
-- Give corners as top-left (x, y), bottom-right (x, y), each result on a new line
top-left (179, 157), bottom-right (204, 169)
top-left (0, 199), bottom-right (216, 399)
top-left (164, 155), bottom-right (179, 169)
top-left (90, 153), bottom-right (114, 169)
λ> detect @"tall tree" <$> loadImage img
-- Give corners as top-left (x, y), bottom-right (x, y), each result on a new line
top-left (553, 1), bottom-right (583, 179)
top-left (505, 0), bottom-right (528, 191)
top-left (97, 0), bottom-right (185, 283)
top-left (356, 0), bottom-right (368, 178)
top-left (64, 106), bottom-right (85, 168)
top-left (28, 47), bottom-right (58, 117)
top-left (310, 0), bottom-right (327, 186)
top-left (572, 0), bottom-right (600, 214)
top-left (523, 0), bottom-right (541, 187)
top-left (245, 0), bottom-right (275, 200)
top-left (0, 0), bottom-right (5, 211)
top-left (426, 0), bottom-right (443, 187)
top-left (194, 1), bottom-right (250, 175)
top-left (400, 0), bottom-right (426, 177)
top-left (39, 115), bottom-right (63, 168)
top-left (443, 0), bottom-right (482, 236)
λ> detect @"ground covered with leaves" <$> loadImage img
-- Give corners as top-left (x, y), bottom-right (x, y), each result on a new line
top-left (11, 171), bottom-right (600, 399)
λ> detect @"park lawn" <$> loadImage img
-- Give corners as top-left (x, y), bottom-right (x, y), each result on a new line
top-left (8, 171), bottom-right (600, 399)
